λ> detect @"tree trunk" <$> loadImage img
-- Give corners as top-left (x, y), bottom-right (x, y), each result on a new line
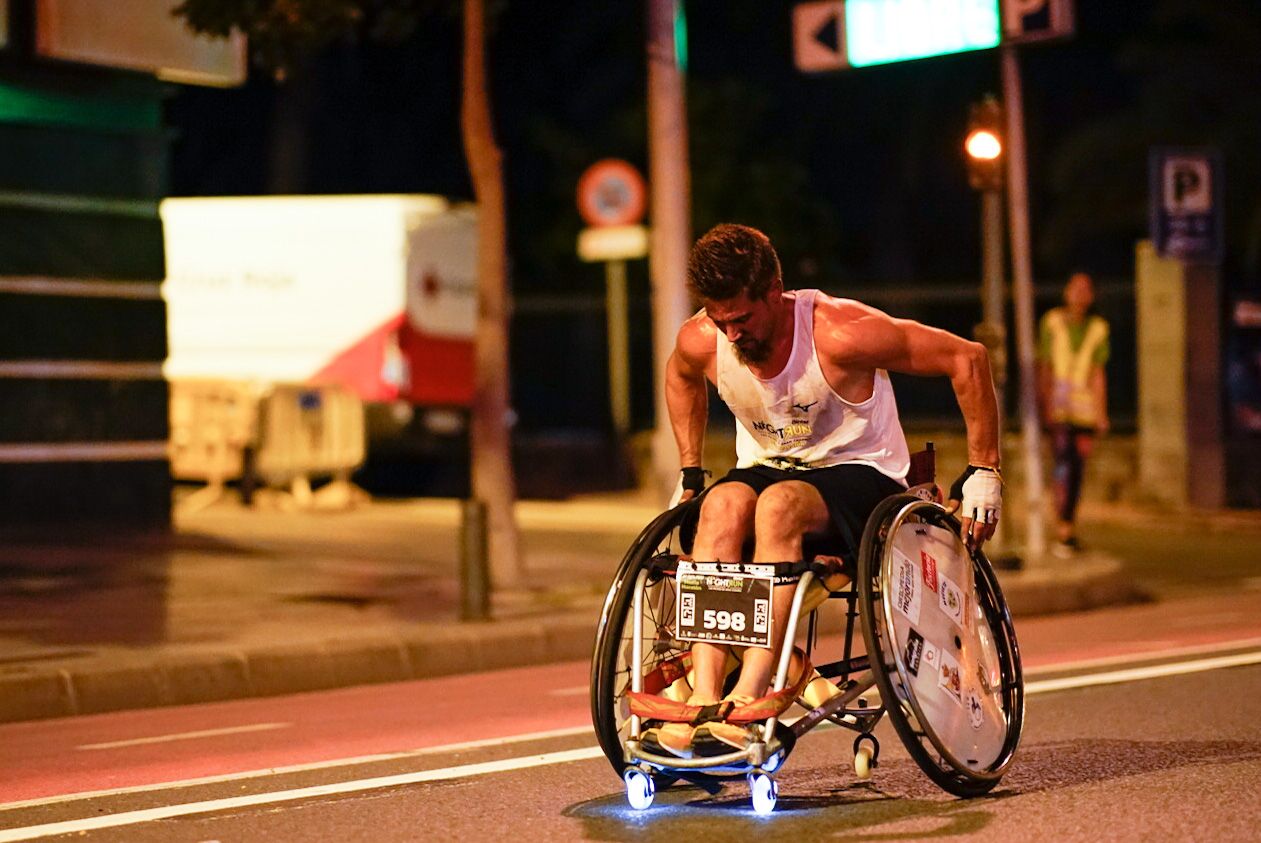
top-left (267, 60), bottom-right (318, 193)
top-left (461, 0), bottom-right (523, 589)
top-left (647, 0), bottom-right (694, 502)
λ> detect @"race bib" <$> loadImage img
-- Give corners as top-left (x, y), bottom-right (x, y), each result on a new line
top-left (676, 561), bottom-right (773, 648)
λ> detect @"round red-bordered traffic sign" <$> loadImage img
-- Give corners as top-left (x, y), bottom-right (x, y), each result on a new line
top-left (577, 159), bottom-right (647, 228)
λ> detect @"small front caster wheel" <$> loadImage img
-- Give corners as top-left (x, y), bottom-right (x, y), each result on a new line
top-left (853, 733), bottom-right (880, 780)
top-left (624, 767), bottom-right (655, 810)
top-left (854, 744), bottom-right (874, 779)
top-left (748, 772), bottom-right (778, 815)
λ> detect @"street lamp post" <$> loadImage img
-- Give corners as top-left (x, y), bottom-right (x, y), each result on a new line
top-left (965, 96), bottom-right (1009, 552)
top-left (1000, 45), bottom-right (1048, 561)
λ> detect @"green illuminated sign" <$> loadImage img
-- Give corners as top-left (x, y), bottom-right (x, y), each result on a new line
top-left (845, 0), bottom-right (1001, 68)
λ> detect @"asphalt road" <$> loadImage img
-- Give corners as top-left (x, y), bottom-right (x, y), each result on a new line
top-left (3, 593), bottom-right (1261, 842)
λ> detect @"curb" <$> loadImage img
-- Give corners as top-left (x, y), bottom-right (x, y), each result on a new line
top-left (999, 556), bottom-right (1150, 617)
top-left (0, 562), bottom-right (1143, 725)
top-left (0, 613), bottom-right (601, 725)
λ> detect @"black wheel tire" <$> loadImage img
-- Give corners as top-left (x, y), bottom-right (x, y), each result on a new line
top-left (590, 497), bottom-right (700, 775)
top-left (857, 494), bottom-right (1024, 798)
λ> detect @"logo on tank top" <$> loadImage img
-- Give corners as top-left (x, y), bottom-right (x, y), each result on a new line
top-left (751, 418), bottom-right (813, 446)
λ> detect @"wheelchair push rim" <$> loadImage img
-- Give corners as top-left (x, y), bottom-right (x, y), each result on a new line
top-left (590, 498), bottom-right (698, 775)
top-left (858, 494), bottom-right (1024, 798)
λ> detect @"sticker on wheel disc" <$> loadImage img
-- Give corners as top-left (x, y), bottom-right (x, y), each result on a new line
top-left (920, 550), bottom-right (939, 592)
top-left (966, 689), bottom-right (985, 730)
top-left (893, 548), bottom-right (922, 624)
top-left (905, 628), bottom-right (925, 675)
top-left (938, 574), bottom-right (965, 627)
top-left (937, 649), bottom-right (964, 707)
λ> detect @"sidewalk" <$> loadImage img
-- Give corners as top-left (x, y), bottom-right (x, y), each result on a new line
top-left (0, 489), bottom-right (1147, 724)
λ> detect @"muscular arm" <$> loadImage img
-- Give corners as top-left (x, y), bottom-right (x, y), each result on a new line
top-left (665, 315), bottom-right (715, 470)
top-left (823, 300), bottom-right (1001, 468)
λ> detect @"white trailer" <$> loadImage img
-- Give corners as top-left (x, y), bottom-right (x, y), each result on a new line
top-left (161, 194), bottom-right (476, 409)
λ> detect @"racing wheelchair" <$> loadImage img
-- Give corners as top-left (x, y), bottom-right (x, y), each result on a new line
top-left (589, 446), bottom-right (1024, 813)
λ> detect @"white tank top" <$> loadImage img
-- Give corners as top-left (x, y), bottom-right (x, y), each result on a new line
top-left (715, 289), bottom-right (910, 484)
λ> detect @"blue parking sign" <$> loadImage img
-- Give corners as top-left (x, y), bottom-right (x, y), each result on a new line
top-left (1150, 148), bottom-right (1223, 263)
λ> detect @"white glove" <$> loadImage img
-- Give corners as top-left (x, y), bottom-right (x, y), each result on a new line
top-left (958, 467), bottom-right (1003, 525)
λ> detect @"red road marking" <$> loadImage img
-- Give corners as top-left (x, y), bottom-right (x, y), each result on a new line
top-left (4, 593), bottom-right (1261, 805)
top-left (0, 662), bottom-right (589, 804)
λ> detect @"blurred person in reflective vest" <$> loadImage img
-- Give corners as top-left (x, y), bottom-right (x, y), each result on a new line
top-left (1037, 272), bottom-right (1110, 557)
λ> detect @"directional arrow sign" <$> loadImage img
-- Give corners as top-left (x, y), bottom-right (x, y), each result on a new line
top-left (794, 1), bottom-right (848, 72)
top-left (795, 0), bottom-right (1007, 73)
top-left (1003, 0), bottom-right (1075, 45)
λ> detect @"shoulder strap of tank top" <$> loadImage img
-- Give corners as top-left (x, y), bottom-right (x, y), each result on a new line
top-left (795, 289), bottom-right (817, 358)
top-left (713, 308), bottom-right (735, 393)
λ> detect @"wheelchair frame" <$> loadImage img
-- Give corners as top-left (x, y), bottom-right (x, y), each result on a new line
top-left (590, 476), bottom-right (1024, 813)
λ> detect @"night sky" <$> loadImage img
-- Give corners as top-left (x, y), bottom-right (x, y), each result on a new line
top-left (167, 1), bottom-right (1194, 280)
top-left (164, 0), bottom-right (1261, 431)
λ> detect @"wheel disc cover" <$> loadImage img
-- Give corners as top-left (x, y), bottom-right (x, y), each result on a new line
top-left (880, 510), bottom-right (1009, 773)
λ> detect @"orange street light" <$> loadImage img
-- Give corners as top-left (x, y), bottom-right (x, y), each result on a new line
top-left (966, 128), bottom-right (1002, 161)
top-left (965, 96), bottom-right (1005, 192)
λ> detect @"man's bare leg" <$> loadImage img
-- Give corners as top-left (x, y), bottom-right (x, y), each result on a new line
top-left (687, 482), bottom-right (757, 700)
top-left (654, 482), bottom-right (755, 756)
top-left (730, 481), bottom-right (831, 701)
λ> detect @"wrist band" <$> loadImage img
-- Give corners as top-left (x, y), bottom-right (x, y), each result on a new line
top-left (680, 466), bottom-right (709, 494)
top-left (950, 464), bottom-right (1003, 502)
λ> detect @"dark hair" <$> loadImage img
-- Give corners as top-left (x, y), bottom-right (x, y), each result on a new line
top-left (686, 223), bottom-right (781, 301)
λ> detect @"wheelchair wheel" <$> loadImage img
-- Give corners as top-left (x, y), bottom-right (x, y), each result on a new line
top-left (857, 494), bottom-right (1024, 797)
top-left (590, 498), bottom-right (699, 774)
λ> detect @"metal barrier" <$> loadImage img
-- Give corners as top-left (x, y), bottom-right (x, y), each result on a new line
top-left (169, 379), bottom-right (262, 513)
top-left (253, 384), bottom-right (368, 510)
top-left (169, 380), bottom-right (368, 512)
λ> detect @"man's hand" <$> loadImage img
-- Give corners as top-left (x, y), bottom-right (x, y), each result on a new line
top-left (948, 465), bottom-right (1003, 551)
top-left (680, 466), bottom-right (708, 502)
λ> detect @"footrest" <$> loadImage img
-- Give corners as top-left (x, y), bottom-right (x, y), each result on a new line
top-left (628, 651), bottom-right (814, 724)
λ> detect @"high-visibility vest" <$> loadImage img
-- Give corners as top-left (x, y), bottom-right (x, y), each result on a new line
top-left (1043, 309), bottom-right (1108, 426)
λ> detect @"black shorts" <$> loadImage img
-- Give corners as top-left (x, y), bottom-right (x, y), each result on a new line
top-left (712, 463), bottom-right (906, 562)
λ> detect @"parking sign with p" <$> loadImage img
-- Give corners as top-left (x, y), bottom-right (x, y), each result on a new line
top-left (1150, 148), bottom-right (1222, 264)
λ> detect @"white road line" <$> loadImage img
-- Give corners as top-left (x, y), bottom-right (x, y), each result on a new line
top-left (3, 647), bottom-right (1261, 840)
top-left (1022, 636), bottom-right (1261, 677)
top-left (0, 748), bottom-right (604, 842)
top-left (77, 723), bottom-right (291, 751)
top-left (549, 685), bottom-right (590, 696)
top-left (1025, 649), bottom-right (1261, 694)
top-left (0, 725), bottom-right (595, 812)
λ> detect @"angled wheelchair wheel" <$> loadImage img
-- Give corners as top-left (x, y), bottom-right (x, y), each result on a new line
top-left (590, 497), bottom-right (700, 774)
top-left (857, 494), bottom-right (1024, 797)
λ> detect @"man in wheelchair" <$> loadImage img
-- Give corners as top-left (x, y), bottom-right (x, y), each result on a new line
top-left (654, 223), bottom-right (1004, 758)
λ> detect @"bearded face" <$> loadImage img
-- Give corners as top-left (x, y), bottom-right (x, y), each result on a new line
top-left (705, 289), bottom-right (781, 368)
top-left (732, 334), bottom-right (772, 365)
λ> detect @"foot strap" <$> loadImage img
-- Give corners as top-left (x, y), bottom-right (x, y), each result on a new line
top-left (628, 650), bottom-right (814, 724)
top-left (680, 560), bottom-right (812, 585)
top-left (690, 701), bottom-right (736, 725)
